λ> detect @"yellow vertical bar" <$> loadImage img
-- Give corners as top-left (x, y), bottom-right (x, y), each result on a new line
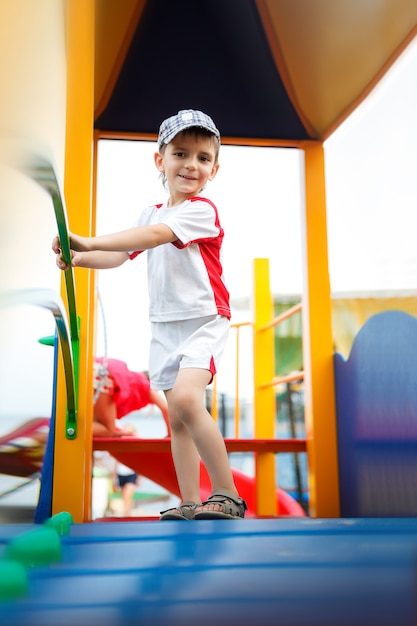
top-left (53, 0), bottom-right (95, 522)
top-left (301, 142), bottom-right (340, 517)
top-left (253, 258), bottom-right (277, 516)
top-left (234, 327), bottom-right (240, 438)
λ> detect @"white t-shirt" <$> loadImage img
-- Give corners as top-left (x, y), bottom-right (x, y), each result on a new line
top-left (130, 196), bottom-right (230, 322)
top-left (116, 462), bottom-right (136, 476)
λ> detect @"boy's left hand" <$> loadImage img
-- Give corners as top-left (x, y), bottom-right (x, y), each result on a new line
top-left (69, 232), bottom-right (93, 252)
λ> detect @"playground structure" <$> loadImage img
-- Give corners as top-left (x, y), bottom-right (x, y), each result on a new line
top-left (1, 2), bottom-right (417, 623)
top-left (1, 0), bottom-right (417, 519)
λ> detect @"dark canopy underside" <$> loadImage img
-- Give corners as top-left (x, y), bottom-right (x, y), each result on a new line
top-left (94, 0), bottom-right (417, 143)
top-left (95, 0), bottom-right (307, 141)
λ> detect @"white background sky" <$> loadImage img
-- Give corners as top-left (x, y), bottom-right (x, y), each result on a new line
top-left (95, 38), bottom-right (417, 389)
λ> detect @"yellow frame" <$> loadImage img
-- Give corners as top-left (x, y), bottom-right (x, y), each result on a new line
top-left (51, 3), bottom-right (340, 519)
top-left (52, 0), bottom-right (96, 522)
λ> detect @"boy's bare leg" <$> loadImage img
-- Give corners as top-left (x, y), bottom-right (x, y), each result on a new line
top-left (165, 385), bottom-right (201, 505)
top-left (121, 482), bottom-right (136, 517)
top-left (166, 368), bottom-right (238, 513)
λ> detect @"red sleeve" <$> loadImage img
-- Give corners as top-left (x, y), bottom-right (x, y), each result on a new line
top-left (106, 359), bottom-right (151, 419)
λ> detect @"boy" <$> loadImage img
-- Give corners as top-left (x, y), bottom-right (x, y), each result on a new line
top-left (53, 109), bottom-right (247, 520)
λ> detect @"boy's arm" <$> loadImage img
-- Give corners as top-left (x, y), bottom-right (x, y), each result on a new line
top-left (52, 235), bottom-right (129, 270)
top-left (93, 392), bottom-right (135, 437)
top-left (69, 249), bottom-right (129, 269)
top-left (70, 223), bottom-right (176, 254)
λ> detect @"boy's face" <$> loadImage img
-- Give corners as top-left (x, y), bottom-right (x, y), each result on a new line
top-left (155, 131), bottom-right (219, 205)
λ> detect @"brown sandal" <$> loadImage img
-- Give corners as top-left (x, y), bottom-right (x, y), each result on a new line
top-left (159, 501), bottom-right (197, 521)
top-left (194, 490), bottom-right (247, 520)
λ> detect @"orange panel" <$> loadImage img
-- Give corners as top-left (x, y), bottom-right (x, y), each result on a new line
top-left (257, 0), bottom-right (417, 138)
top-left (301, 142), bottom-right (340, 517)
top-left (94, 0), bottom-right (147, 119)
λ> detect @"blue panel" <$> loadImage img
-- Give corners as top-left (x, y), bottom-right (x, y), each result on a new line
top-left (34, 332), bottom-right (59, 524)
top-left (334, 311), bottom-right (417, 516)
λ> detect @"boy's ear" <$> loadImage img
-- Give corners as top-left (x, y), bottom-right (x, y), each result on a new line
top-left (208, 163), bottom-right (220, 181)
top-left (154, 152), bottom-right (164, 172)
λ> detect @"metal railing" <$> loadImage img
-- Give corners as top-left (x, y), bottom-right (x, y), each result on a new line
top-left (1, 142), bottom-right (79, 438)
top-left (215, 296), bottom-right (303, 438)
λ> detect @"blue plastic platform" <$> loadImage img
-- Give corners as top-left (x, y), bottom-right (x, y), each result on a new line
top-left (1, 517), bottom-right (416, 625)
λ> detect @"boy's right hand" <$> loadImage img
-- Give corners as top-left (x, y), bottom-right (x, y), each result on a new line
top-left (52, 234), bottom-right (76, 271)
top-left (51, 234), bottom-right (61, 255)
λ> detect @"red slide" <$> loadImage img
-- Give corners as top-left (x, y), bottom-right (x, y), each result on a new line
top-left (111, 449), bottom-right (305, 517)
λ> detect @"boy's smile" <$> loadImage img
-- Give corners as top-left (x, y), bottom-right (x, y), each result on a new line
top-left (155, 131), bottom-right (219, 206)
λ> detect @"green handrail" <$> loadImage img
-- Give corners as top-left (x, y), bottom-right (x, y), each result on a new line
top-left (25, 153), bottom-right (79, 439)
top-left (2, 143), bottom-right (80, 439)
top-left (0, 289), bottom-right (77, 437)
top-left (22, 154), bottom-right (79, 342)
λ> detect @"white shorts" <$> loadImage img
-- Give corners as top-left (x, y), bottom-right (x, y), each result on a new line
top-left (149, 315), bottom-right (230, 390)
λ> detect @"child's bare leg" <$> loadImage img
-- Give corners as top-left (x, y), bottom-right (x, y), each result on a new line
top-left (121, 482), bottom-right (135, 517)
top-left (168, 368), bottom-right (238, 513)
top-left (165, 386), bottom-right (201, 504)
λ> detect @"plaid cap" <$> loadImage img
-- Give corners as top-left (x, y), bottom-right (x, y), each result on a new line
top-left (158, 109), bottom-right (220, 148)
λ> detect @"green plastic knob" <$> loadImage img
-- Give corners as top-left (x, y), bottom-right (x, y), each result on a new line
top-left (0, 560), bottom-right (28, 600)
top-left (44, 511), bottom-right (73, 536)
top-left (4, 527), bottom-right (62, 568)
